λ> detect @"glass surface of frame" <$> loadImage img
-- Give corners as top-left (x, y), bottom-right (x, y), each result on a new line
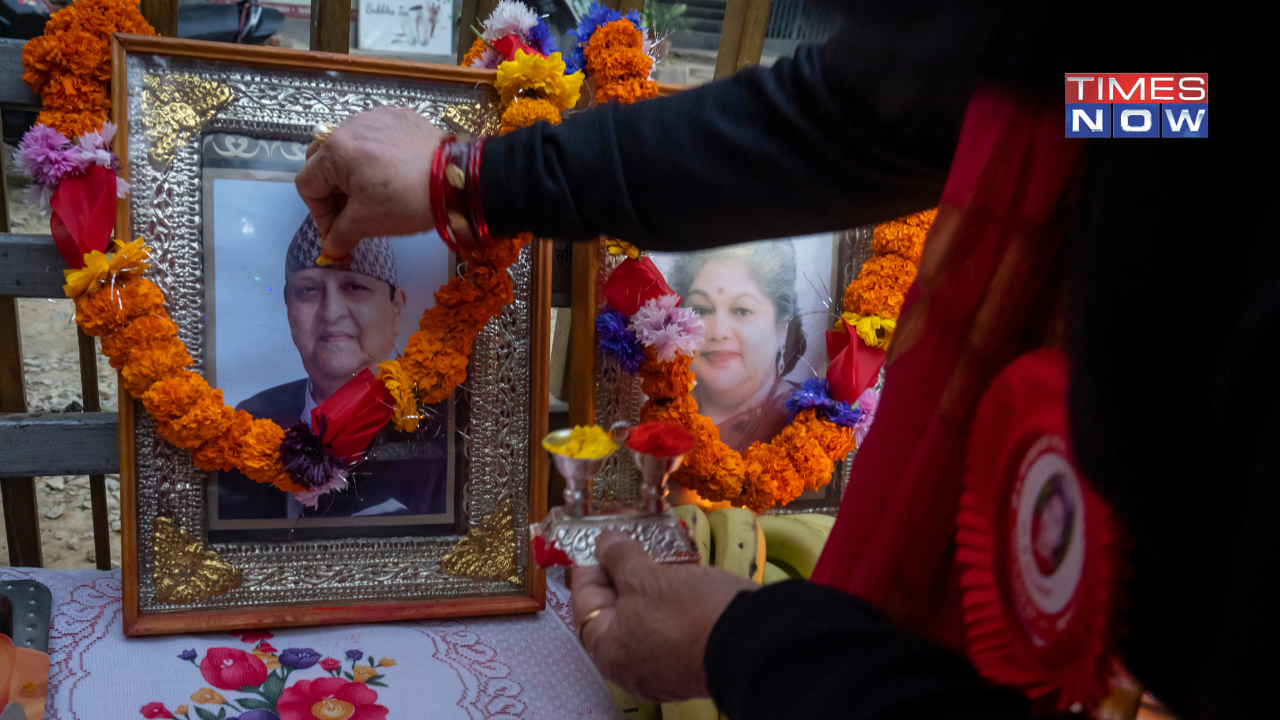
top-left (591, 228), bottom-right (874, 514)
top-left (113, 35), bottom-right (549, 635)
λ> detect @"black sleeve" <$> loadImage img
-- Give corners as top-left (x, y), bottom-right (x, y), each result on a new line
top-left (480, 9), bottom-right (987, 252)
top-left (705, 581), bottom-right (1027, 720)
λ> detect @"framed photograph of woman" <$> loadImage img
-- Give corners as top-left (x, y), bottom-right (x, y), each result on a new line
top-left (582, 229), bottom-right (875, 513)
top-left (112, 35), bottom-right (550, 635)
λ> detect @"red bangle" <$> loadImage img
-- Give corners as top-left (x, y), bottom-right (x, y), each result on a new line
top-left (430, 136), bottom-right (497, 257)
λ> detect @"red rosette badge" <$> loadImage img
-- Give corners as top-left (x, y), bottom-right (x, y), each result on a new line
top-left (956, 349), bottom-right (1123, 714)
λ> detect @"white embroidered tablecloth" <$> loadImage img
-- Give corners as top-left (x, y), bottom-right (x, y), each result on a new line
top-left (0, 567), bottom-right (620, 720)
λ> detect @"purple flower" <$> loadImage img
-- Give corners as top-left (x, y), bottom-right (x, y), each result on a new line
top-left (786, 378), bottom-right (861, 428)
top-left (853, 388), bottom-right (879, 446)
top-left (526, 17), bottom-right (557, 56)
top-left (630, 294), bottom-right (704, 362)
top-left (76, 121), bottom-right (118, 168)
top-left (596, 308), bottom-right (646, 375)
top-left (346, 650), bottom-right (363, 661)
top-left (14, 124), bottom-right (88, 194)
top-left (280, 419), bottom-right (350, 507)
top-left (278, 647), bottom-right (321, 669)
top-left (236, 711), bottom-right (279, 720)
top-left (178, 648), bottom-right (197, 661)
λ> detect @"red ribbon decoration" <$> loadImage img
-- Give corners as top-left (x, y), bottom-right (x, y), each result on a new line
top-left (955, 349), bottom-right (1122, 714)
top-left (493, 33), bottom-right (541, 61)
top-left (824, 319), bottom-right (885, 404)
top-left (533, 536), bottom-right (573, 568)
top-left (310, 369), bottom-right (395, 461)
top-left (49, 165), bottom-right (119, 269)
top-left (602, 256), bottom-right (678, 316)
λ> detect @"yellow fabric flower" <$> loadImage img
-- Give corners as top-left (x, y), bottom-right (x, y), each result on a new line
top-left (190, 688), bottom-right (225, 704)
top-left (353, 665), bottom-right (378, 683)
top-left (62, 238), bottom-right (151, 299)
top-left (252, 648), bottom-right (281, 670)
top-left (838, 311), bottom-right (896, 349)
top-left (377, 658), bottom-right (396, 667)
top-left (604, 238), bottom-right (641, 259)
top-left (175, 706), bottom-right (189, 716)
top-left (378, 359), bottom-right (420, 433)
top-left (494, 50), bottom-right (583, 111)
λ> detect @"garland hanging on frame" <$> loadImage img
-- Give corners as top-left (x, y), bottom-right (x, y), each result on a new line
top-left (598, 210), bottom-right (936, 512)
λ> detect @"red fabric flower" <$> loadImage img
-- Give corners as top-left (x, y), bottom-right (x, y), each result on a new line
top-left (257, 641), bottom-right (278, 653)
top-left (311, 368), bottom-right (394, 460)
top-left (200, 647), bottom-right (269, 691)
top-left (231, 630), bottom-right (274, 643)
top-left (533, 535), bottom-right (573, 567)
top-left (493, 33), bottom-right (542, 61)
top-left (320, 657), bottom-right (341, 672)
top-left (603, 257), bottom-right (676, 316)
top-left (277, 677), bottom-right (388, 720)
top-left (139, 702), bottom-right (172, 719)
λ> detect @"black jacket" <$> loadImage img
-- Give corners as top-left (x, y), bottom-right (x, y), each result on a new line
top-left (481, 2), bottom-right (1276, 719)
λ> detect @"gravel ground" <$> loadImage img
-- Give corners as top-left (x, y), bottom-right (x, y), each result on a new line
top-left (1, 142), bottom-right (123, 570)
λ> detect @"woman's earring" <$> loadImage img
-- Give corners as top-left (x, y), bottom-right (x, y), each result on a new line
top-left (777, 346), bottom-right (786, 375)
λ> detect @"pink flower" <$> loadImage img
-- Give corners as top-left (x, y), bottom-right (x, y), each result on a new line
top-left (231, 630), bottom-right (274, 643)
top-left (630, 294), bottom-right (705, 362)
top-left (200, 647), bottom-right (269, 691)
top-left (853, 388), bottom-right (879, 447)
top-left (320, 657), bottom-right (341, 672)
top-left (14, 124), bottom-right (88, 197)
top-left (76, 121), bottom-right (118, 169)
top-left (293, 471), bottom-right (348, 508)
top-left (276, 677), bottom-right (388, 720)
top-left (257, 641), bottom-right (278, 654)
top-left (139, 702), bottom-right (172, 719)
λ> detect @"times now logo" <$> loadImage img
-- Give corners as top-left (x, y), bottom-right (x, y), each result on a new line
top-left (1065, 73), bottom-right (1208, 138)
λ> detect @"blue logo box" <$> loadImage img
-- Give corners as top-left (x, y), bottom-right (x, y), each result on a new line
top-left (1065, 103), bottom-right (1207, 138)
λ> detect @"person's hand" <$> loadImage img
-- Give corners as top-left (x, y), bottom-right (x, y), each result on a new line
top-left (572, 531), bottom-right (758, 702)
top-left (295, 107), bottom-right (444, 258)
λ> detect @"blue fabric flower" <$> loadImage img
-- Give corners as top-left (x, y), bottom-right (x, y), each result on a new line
top-left (527, 17), bottom-right (558, 56)
top-left (279, 647), bottom-right (321, 669)
top-left (596, 307), bottom-right (646, 375)
top-left (786, 378), bottom-right (861, 427)
top-left (566, 3), bottom-right (644, 73)
top-left (178, 648), bottom-right (197, 661)
top-left (346, 649), bottom-right (363, 661)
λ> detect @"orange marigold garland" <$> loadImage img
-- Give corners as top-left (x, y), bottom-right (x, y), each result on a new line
top-left (841, 208), bottom-right (936, 349)
top-left (21, 0), bottom-right (157, 138)
top-left (600, 211), bottom-right (935, 511)
top-left (582, 19), bottom-right (658, 104)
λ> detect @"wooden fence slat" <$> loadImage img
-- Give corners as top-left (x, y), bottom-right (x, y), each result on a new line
top-left (0, 412), bottom-right (121, 478)
top-left (310, 0), bottom-right (352, 52)
top-left (0, 234), bottom-right (67, 300)
top-left (0, 40), bottom-right (39, 109)
top-left (140, 0), bottom-right (179, 38)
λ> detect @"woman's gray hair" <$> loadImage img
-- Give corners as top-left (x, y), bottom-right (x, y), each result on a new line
top-left (666, 239), bottom-right (807, 375)
top-left (666, 239), bottom-right (799, 323)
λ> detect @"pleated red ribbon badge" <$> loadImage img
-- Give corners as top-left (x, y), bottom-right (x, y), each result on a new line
top-left (956, 349), bottom-right (1124, 715)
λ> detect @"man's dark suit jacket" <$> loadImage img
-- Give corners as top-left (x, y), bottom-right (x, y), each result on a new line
top-left (216, 378), bottom-right (450, 519)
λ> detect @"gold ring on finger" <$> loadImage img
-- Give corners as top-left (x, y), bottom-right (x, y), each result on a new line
top-left (312, 122), bottom-right (336, 146)
top-left (576, 608), bottom-right (603, 647)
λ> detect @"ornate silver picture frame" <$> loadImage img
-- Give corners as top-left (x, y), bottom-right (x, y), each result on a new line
top-left (112, 35), bottom-right (550, 635)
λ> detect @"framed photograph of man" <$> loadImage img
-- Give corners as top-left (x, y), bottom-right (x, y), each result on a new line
top-left (581, 229), bottom-right (875, 514)
top-left (199, 135), bottom-right (459, 542)
top-left (112, 35), bottom-right (549, 635)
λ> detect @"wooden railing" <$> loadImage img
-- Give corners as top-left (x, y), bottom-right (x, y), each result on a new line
top-left (0, 0), bottom-right (770, 568)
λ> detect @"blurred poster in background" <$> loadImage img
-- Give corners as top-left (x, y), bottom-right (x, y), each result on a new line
top-left (358, 0), bottom-right (452, 55)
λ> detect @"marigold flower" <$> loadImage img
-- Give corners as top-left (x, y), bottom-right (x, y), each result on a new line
top-left (100, 312), bottom-right (177, 370)
top-left (595, 75), bottom-right (659, 105)
top-left (461, 37), bottom-right (487, 67)
top-left (870, 210), bottom-right (934, 265)
top-left (140, 371), bottom-right (212, 423)
top-left (495, 50), bottom-right (583, 111)
top-left (844, 254), bottom-right (917, 319)
top-left (193, 410), bottom-right (254, 472)
top-left (35, 109), bottom-right (108, 140)
top-left (74, 276), bottom-right (165, 337)
top-left (501, 97), bottom-right (563, 134)
top-left (157, 391), bottom-right (237, 451)
top-left (120, 335), bottom-right (192, 396)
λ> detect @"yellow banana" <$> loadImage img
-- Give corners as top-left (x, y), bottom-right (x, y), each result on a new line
top-left (673, 504), bottom-right (712, 567)
top-left (661, 698), bottom-right (719, 720)
top-left (708, 508), bottom-right (764, 583)
top-left (762, 561), bottom-right (790, 585)
top-left (757, 515), bottom-right (829, 579)
top-left (606, 681), bottom-right (661, 720)
top-left (789, 512), bottom-right (836, 533)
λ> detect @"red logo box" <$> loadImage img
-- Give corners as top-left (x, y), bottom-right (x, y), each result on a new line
top-left (1064, 74), bottom-right (1207, 104)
